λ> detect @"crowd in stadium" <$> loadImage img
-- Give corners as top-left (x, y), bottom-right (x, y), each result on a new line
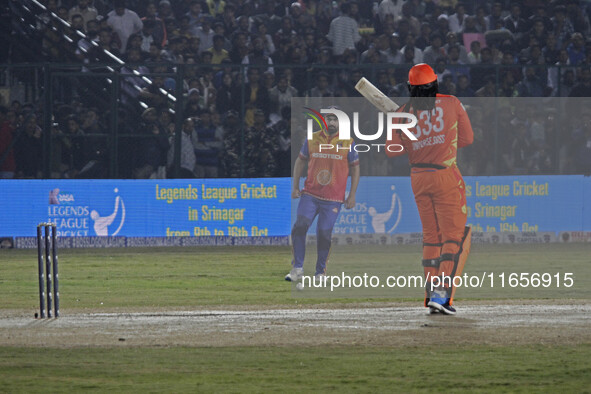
top-left (1, 0), bottom-right (591, 179)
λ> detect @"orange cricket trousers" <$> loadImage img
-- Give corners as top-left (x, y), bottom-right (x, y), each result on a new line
top-left (410, 164), bottom-right (467, 283)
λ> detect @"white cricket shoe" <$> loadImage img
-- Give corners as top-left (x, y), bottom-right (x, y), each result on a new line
top-left (285, 267), bottom-right (303, 282)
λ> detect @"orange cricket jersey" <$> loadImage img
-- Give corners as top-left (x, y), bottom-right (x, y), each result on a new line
top-left (300, 130), bottom-right (359, 203)
top-left (386, 94), bottom-right (474, 167)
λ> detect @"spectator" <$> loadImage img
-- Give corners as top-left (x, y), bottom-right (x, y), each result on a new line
top-left (192, 111), bottom-right (221, 178)
top-left (120, 48), bottom-right (150, 108)
top-left (272, 106), bottom-right (291, 176)
top-left (486, 2), bottom-right (504, 31)
top-left (153, 109), bottom-right (173, 146)
top-left (504, 4), bottom-right (528, 38)
top-left (306, 72), bottom-right (333, 97)
top-left (107, 0), bottom-right (143, 53)
top-left (529, 143), bottom-right (553, 174)
top-left (435, 14), bottom-right (450, 37)
top-left (219, 110), bottom-right (241, 177)
top-left (167, 117), bottom-right (196, 178)
top-left (139, 20), bottom-right (157, 53)
top-left (184, 88), bottom-right (204, 118)
top-left (274, 16), bottom-right (297, 48)
top-left (529, 5), bottom-right (554, 33)
top-left (360, 41), bottom-right (387, 64)
top-left (215, 72), bottom-right (237, 115)
top-left (69, 0), bottom-right (98, 30)
top-left (195, 16), bottom-right (216, 53)
top-left (134, 107), bottom-right (169, 178)
top-left (242, 109), bottom-right (276, 177)
top-left (268, 74), bottom-right (296, 117)
top-left (498, 71), bottom-right (518, 97)
top-left (289, 2), bottom-right (315, 33)
top-left (439, 74), bottom-right (456, 95)
top-left (400, 2), bottom-right (420, 37)
top-left (444, 32), bottom-right (468, 63)
top-left (415, 22), bottom-right (431, 50)
top-left (326, 2), bottom-right (361, 57)
top-left (423, 33), bottom-right (446, 65)
top-left (547, 49), bottom-right (572, 96)
top-left (75, 18), bottom-right (100, 62)
top-left (448, 3), bottom-right (467, 33)
top-left (567, 32), bottom-right (586, 66)
top-left (566, 0), bottom-right (590, 35)
top-left (0, 106), bottom-right (16, 179)
top-left (473, 6), bottom-right (489, 32)
top-left (242, 37), bottom-right (274, 75)
top-left (516, 67), bottom-right (545, 97)
top-left (186, 0), bottom-right (205, 32)
top-left (125, 33), bottom-right (143, 54)
top-left (142, 1), bottom-right (167, 48)
top-left (401, 34), bottom-right (423, 63)
top-left (70, 14), bottom-right (85, 32)
top-left (543, 34), bottom-right (560, 64)
top-left (446, 46), bottom-right (469, 81)
top-left (229, 31), bottom-right (249, 63)
top-left (569, 67), bottom-right (591, 97)
top-left (385, 33), bottom-right (403, 64)
top-left (254, 21), bottom-right (276, 56)
top-left (236, 68), bottom-right (271, 126)
top-left (206, 0), bottom-right (226, 18)
top-left (220, 3), bottom-right (238, 34)
top-left (206, 34), bottom-right (229, 64)
top-left (475, 75), bottom-right (496, 97)
top-left (158, 0), bottom-right (175, 20)
top-left (467, 40), bottom-right (481, 64)
top-left (146, 42), bottom-right (164, 62)
top-left (509, 123), bottom-right (531, 174)
top-left (138, 72), bottom-right (169, 108)
top-left (378, 0), bottom-right (403, 25)
top-left (470, 47), bottom-right (494, 90)
top-left (558, 69), bottom-right (576, 97)
top-left (61, 114), bottom-right (92, 178)
top-left (552, 5), bottom-right (574, 48)
top-left (455, 74), bottom-right (474, 97)
top-left (529, 18), bottom-right (548, 48)
top-left (15, 113), bottom-right (43, 178)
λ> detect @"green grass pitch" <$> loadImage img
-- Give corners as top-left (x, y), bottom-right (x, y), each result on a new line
top-left (1, 243), bottom-right (590, 392)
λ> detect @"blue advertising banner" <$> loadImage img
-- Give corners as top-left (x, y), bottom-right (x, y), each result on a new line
top-left (0, 179), bottom-right (291, 237)
top-left (297, 175), bottom-right (589, 235)
top-left (0, 176), bottom-right (588, 238)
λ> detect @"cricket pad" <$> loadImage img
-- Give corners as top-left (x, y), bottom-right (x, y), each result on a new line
top-left (449, 226), bottom-right (472, 304)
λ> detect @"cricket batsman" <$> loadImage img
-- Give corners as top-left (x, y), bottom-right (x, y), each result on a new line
top-left (386, 64), bottom-right (474, 315)
top-left (286, 110), bottom-right (360, 282)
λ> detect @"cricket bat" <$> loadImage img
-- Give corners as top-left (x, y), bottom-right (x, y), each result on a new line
top-left (355, 77), bottom-right (399, 112)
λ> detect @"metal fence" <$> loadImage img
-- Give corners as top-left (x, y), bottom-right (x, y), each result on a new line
top-left (0, 62), bottom-right (588, 178)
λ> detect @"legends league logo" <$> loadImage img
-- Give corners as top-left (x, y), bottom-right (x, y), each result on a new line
top-left (562, 232), bottom-right (570, 242)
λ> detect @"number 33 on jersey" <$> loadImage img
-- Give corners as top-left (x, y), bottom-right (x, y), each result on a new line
top-left (386, 94), bottom-right (474, 168)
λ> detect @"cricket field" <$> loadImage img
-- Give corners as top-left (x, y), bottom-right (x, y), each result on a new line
top-left (1, 243), bottom-right (590, 392)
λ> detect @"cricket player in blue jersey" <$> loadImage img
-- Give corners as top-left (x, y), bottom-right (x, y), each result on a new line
top-left (286, 112), bottom-right (360, 281)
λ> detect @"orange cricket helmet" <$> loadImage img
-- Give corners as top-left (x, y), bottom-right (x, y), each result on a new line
top-left (408, 63), bottom-right (437, 86)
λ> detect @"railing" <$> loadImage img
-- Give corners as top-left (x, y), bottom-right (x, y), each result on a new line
top-left (1, 62), bottom-right (589, 179)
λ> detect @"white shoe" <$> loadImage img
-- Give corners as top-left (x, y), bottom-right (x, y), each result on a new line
top-left (285, 267), bottom-right (303, 282)
top-left (428, 307), bottom-right (440, 314)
